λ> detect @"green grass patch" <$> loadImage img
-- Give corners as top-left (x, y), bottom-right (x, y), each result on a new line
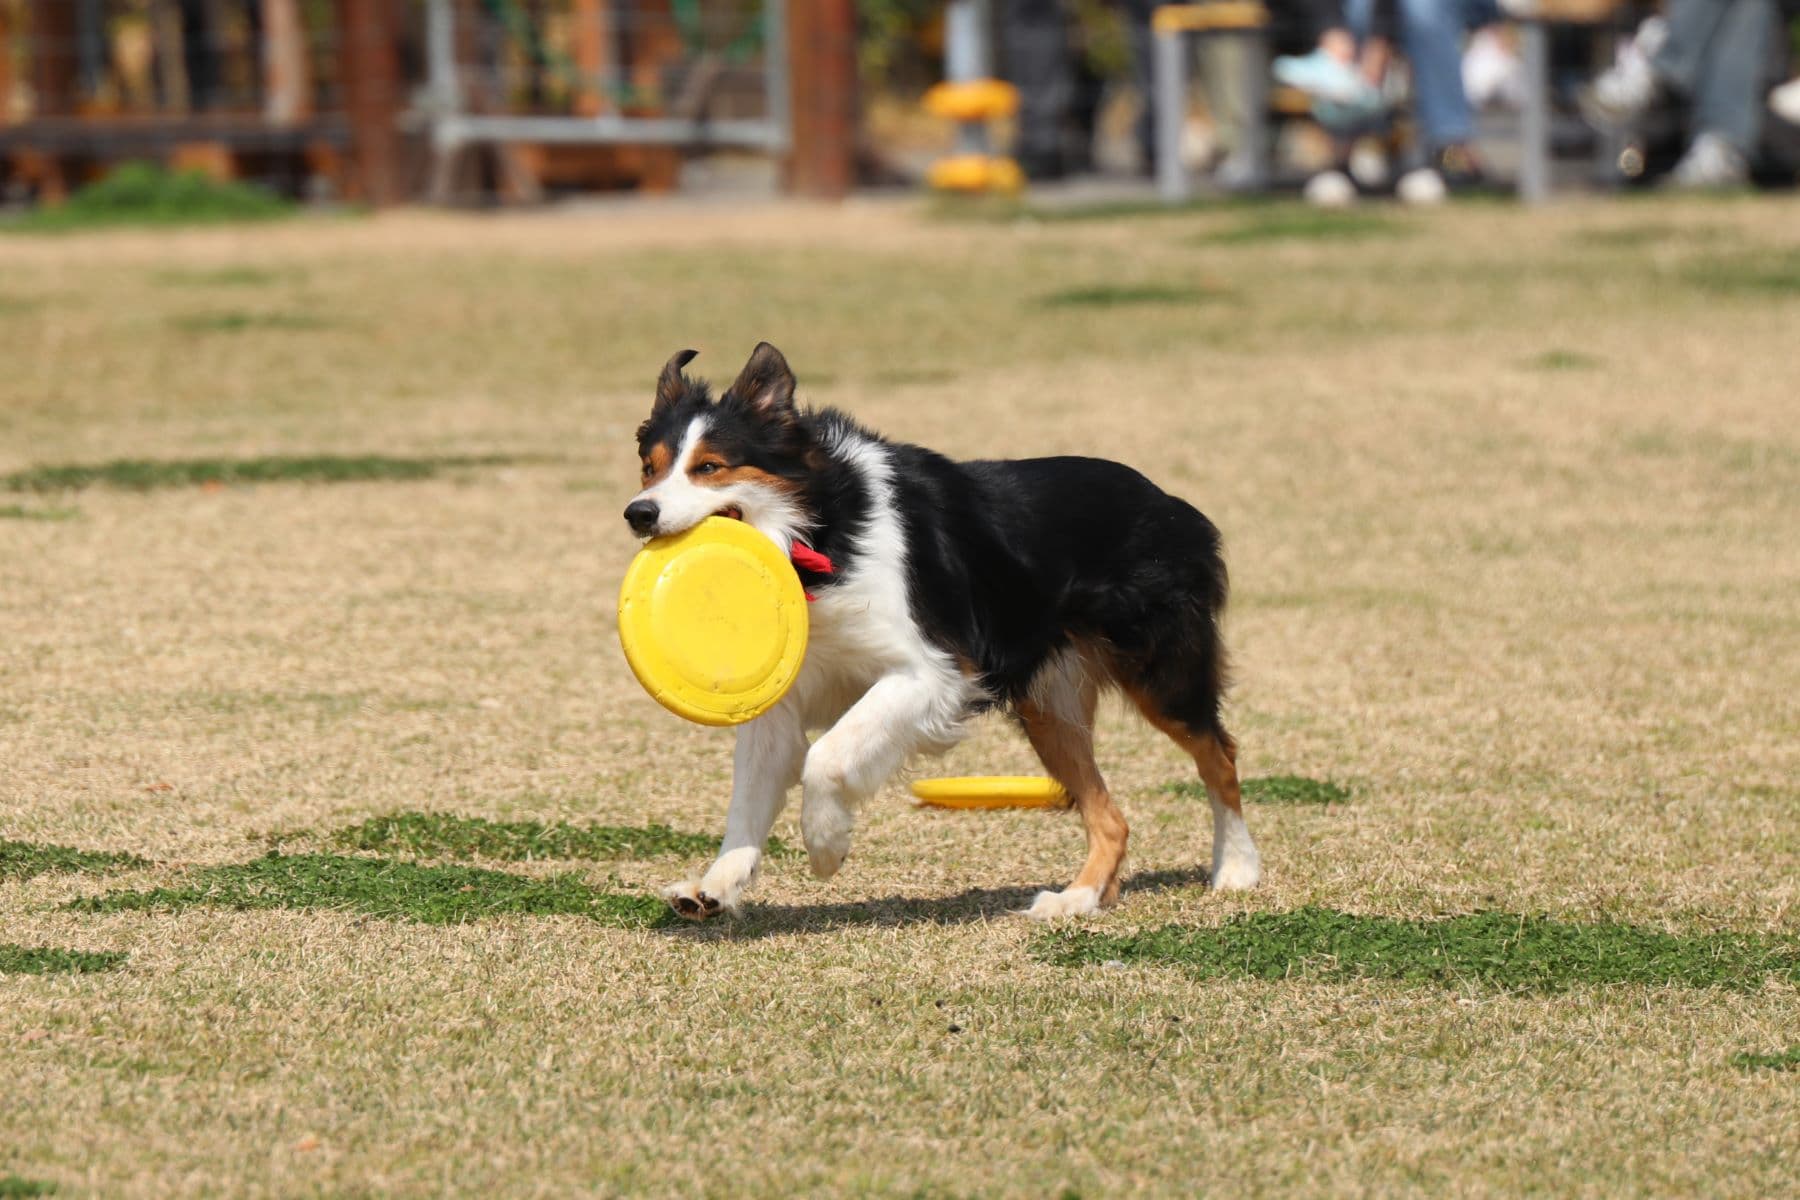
top-left (0, 503), bottom-right (79, 521)
top-left (170, 310), bottom-right (333, 333)
top-left (0, 839), bottom-right (149, 882)
top-left (0, 1177), bottom-right (56, 1197)
top-left (1037, 907), bottom-right (1800, 993)
top-left (5, 163), bottom-right (293, 233)
top-left (1731, 1047), bottom-right (1800, 1072)
top-left (331, 812), bottom-right (793, 861)
top-left (1036, 284), bottom-right (1218, 309)
top-left (1526, 349), bottom-right (1601, 371)
top-left (1684, 252), bottom-right (1800, 295)
top-left (151, 266), bottom-right (290, 288)
top-left (1, 454), bottom-right (517, 493)
top-left (1197, 209), bottom-right (1405, 245)
top-left (1570, 222), bottom-right (1735, 249)
top-left (1164, 775), bottom-right (1350, 806)
top-left (67, 853), bottom-right (673, 928)
top-left (0, 944), bottom-right (128, 976)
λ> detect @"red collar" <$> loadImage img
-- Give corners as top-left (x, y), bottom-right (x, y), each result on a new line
top-left (790, 543), bottom-right (833, 601)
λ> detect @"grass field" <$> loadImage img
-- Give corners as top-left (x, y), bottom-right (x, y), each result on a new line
top-left (2, 195), bottom-right (1797, 1197)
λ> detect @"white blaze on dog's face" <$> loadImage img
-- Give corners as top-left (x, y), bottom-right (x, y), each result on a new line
top-left (624, 345), bottom-right (810, 553)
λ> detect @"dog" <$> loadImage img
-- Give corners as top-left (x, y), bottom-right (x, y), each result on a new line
top-left (625, 343), bottom-right (1260, 921)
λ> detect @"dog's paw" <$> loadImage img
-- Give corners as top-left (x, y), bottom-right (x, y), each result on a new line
top-left (801, 802), bottom-right (853, 880)
top-left (697, 847), bottom-right (759, 913)
top-left (1023, 885), bottom-right (1101, 921)
top-left (661, 880), bottom-right (723, 921)
top-left (1210, 850), bottom-right (1262, 892)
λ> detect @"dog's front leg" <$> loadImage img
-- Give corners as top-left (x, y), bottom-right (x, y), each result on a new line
top-left (663, 704), bottom-right (805, 921)
top-left (801, 670), bottom-right (961, 880)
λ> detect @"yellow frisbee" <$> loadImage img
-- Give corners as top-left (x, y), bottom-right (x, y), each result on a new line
top-left (911, 776), bottom-right (1070, 810)
top-left (617, 516), bottom-right (809, 727)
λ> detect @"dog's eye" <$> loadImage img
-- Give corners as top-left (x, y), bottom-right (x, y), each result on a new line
top-left (694, 462), bottom-right (723, 476)
top-left (640, 462), bottom-right (653, 479)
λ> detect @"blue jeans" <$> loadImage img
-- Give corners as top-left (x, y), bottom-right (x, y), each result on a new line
top-left (1654, 0), bottom-right (1778, 154)
top-left (1346, 0), bottom-right (1501, 150)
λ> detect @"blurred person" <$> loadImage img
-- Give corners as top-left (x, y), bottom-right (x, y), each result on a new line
top-left (1273, 0), bottom-right (1395, 127)
top-left (1582, 0), bottom-right (1781, 187)
top-left (1347, 0), bottom-right (1504, 189)
top-left (1004, 0), bottom-right (1078, 179)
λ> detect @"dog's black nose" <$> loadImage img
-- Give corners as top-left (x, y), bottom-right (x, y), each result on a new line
top-left (624, 499), bottom-right (660, 535)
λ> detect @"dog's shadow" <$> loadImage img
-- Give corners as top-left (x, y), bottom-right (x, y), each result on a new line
top-left (659, 865), bottom-right (1212, 939)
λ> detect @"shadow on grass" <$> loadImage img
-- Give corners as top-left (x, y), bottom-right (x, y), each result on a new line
top-left (2, 454), bottom-right (522, 493)
top-left (1037, 906), bottom-right (1800, 993)
top-left (67, 853), bottom-right (673, 928)
top-left (0, 944), bottom-right (127, 975)
top-left (678, 865), bottom-right (1214, 939)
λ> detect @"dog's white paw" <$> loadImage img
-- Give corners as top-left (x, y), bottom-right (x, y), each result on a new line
top-left (1211, 850), bottom-right (1262, 891)
top-left (661, 879), bottom-right (723, 921)
top-left (1024, 886), bottom-right (1101, 921)
top-left (801, 802), bottom-right (853, 880)
top-left (697, 847), bottom-right (759, 912)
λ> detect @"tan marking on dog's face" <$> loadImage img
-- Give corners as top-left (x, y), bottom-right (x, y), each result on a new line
top-left (684, 440), bottom-right (799, 494)
top-left (640, 443), bottom-right (674, 487)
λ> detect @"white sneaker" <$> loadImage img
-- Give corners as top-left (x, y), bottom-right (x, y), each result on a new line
top-left (1580, 17), bottom-right (1668, 127)
top-left (1667, 132), bottom-right (1750, 189)
top-left (1771, 77), bottom-right (1800, 126)
top-left (1463, 29), bottom-right (1525, 111)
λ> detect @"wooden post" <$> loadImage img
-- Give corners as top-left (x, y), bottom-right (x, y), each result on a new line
top-left (29, 0), bottom-right (79, 117)
top-left (0, 4), bottom-right (13, 124)
top-left (335, 0), bottom-right (402, 204)
top-left (571, 0), bottom-right (611, 117)
top-left (784, 0), bottom-right (855, 199)
top-left (263, 0), bottom-right (313, 124)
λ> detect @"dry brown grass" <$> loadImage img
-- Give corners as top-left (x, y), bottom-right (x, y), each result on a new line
top-left (2, 195), bottom-right (1797, 1198)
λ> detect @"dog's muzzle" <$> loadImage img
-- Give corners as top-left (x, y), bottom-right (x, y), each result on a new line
top-left (624, 499), bottom-right (659, 535)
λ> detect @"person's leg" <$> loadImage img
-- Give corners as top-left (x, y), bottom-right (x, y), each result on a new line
top-left (1397, 0), bottom-right (1477, 151)
top-left (1683, 0), bottom-right (1776, 155)
top-left (1652, 0), bottom-right (1733, 99)
top-left (1003, 0), bottom-right (1075, 178)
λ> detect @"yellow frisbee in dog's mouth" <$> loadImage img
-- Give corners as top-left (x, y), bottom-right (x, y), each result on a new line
top-left (618, 516), bottom-right (809, 727)
top-left (911, 777), bottom-right (1070, 809)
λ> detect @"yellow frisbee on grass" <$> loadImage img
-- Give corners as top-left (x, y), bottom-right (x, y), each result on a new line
top-left (911, 776), bottom-right (1070, 810)
top-left (618, 516), bottom-right (809, 727)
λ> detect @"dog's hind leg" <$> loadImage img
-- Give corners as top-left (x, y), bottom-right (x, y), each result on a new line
top-left (1019, 658), bottom-right (1126, 920)
top-left (1131, 696), bottom-right (1260, 891)
top-left (664, 704), bottom-right (806, 920)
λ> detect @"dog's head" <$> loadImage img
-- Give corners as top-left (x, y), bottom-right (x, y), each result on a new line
top-left (625, 343), bottom-right (811, 546)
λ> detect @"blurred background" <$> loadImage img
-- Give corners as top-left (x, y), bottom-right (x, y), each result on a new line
top-left (0, 0), bottom-right (1796, 213)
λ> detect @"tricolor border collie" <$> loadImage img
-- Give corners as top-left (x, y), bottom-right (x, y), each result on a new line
top-left (626, 343), bottom-right (1260, 921)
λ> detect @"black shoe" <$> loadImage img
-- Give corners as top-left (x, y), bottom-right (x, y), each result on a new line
top-left (1432, 143), bottom-right (1487, 190)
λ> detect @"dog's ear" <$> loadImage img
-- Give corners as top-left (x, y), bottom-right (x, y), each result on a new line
top-left (726, 342), bottom-right (797, 423)
top-left (653, 349), bottom-right (700, 414)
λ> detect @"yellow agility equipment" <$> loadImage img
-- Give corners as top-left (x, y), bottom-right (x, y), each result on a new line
top-left (926, 154), bottom-right (1025, 194)
top-left (617, 516), bottom-right (809, 727)
top-left (911, 777), bottom-right (1070, 810)
top-left (923, 79), bottom-right (1020, 122)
